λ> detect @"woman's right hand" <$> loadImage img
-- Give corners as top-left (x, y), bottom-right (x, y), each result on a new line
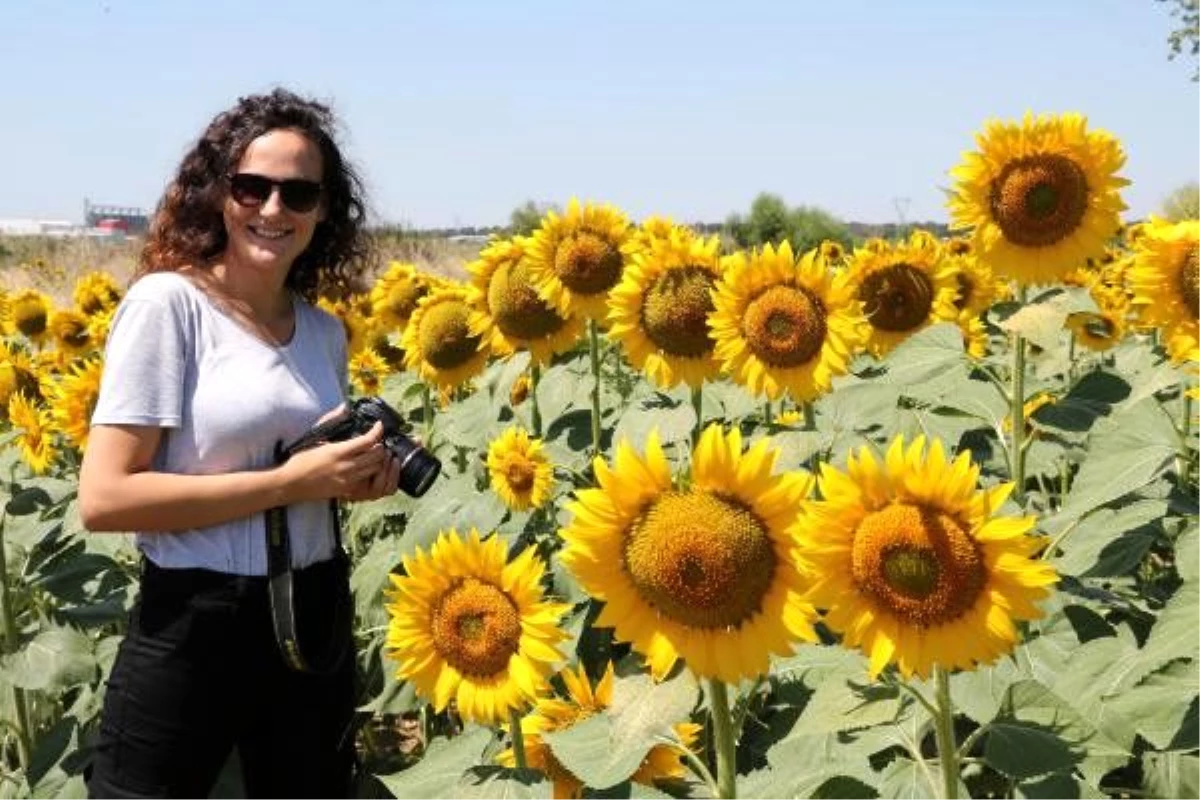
top-left (279, 421), bottom-right (390, 503)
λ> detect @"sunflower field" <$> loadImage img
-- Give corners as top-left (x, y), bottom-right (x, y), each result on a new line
top-left (0, 112), bottom-right (1196, 799)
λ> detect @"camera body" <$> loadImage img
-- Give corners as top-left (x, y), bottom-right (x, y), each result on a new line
top-left (281, 397), bottom-right (441, 497)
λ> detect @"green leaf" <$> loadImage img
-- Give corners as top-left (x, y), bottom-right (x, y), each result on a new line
top-left (997, 292), bottom-right (1078, 352)
top-left (437, 389), bottom-right (500, 451)
top-left (874, 757), bottom-right (942, 800)
top-left (455, 767), bottom-right (550, 799)
top-left (1102, 582), bottom-right (1200, 695)
top-left (352, 535), bottom-right (401, 628)
top-left (878, 323), bottom-right (969, 390)
top-left (1015, 772), bottom-right (1106, 799)
top-left (1054, 398), bottom-right (1178, 522)
top-left (984, 721), bottom-right (1081, 780)
top-left (950, 657), bottom-right (1024, 726)
top-left (377, 727), bottom-right (495, 799)
top-left (1050, 499), bottom-right (1166, 577)
top-left (794, 673), bottom-right (906, 735)
top-left (1176, 521), bottom-right (1199, 582)
top-left (611, 388), bottom-right (695, 456)
top-left (1142, 752), bottom-right (1199, 800)
top-left (398, 473), bottom-right (509, 558)
top-left (0, 626), bottom-right (97, 692)
top-left (1106, 659), bottom-right (1199, 750)
top-left (541, 670), bottom-right (699, 791)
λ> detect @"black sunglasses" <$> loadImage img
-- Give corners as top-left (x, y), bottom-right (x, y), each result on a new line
top-left (227, 173), bottom-right (323, 213)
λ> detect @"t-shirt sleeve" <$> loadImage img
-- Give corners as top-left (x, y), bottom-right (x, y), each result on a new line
top-left (91, 292), bottom-right (189, 428)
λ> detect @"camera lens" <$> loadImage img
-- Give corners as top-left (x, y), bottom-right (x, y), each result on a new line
top-left (387, 433), bottom-right (441, 497)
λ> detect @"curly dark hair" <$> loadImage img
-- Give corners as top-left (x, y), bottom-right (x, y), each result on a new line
top-left (137, 88), bottom-right (372, 301)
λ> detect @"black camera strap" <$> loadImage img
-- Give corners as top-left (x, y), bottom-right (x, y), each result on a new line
top-left (265, 442), bottom-right (351, 675)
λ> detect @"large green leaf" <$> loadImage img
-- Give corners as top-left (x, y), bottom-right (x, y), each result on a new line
top-left (1176, 521), bottom-right (1199, 583)
top-left (950, 656), bottom-right (1025, 726)
top-left (1102, 581), bottom-right (1200, 695)
top-left (377, 727), bottom-right (496, 799)
top-left (877, 323), bottom-right (970, 391)
top-left (740, 730), bottom-right (880, 799)
top-left (984, 720), bottom-right (1081, 780)
top-left (793, 672), bottom-right (906, 736)
top-left (611, 387), bottom-right (695, 456)
top-left (1106, 659), bottom-right (1198, 750)
top-left (397, 473), bottom-right (509, 557)
top-left (1054, 398), bottom-right (1178, 522)
top-left (437, 389), bottom-right (501, 451)
top-left (0, 626), bottom-right (97, 692)
top-left (541, 670), bottom-right (699, 791)
top-left (352, 534), bottom-right (402, 628)
top-left (455, 766), bottom-right (550, 799)
top-left (1050, 499), bottom-right (1167, 577)
top-left (1142, 751), bottom-right (1199, 800)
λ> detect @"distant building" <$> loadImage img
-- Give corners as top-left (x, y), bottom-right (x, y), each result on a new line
top-left (84, 198), bottom-right (150, 235)
top-left (0, 218), bottom-right (80, 236)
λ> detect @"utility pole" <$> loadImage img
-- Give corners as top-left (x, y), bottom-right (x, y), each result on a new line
top-left (892, 196), bottom-right (911, 240)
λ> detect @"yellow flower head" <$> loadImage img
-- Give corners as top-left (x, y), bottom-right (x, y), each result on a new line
top-left (348, 347), bottom-right (390, 396)
top-left (8, 290), bottom-right (52, 345)
top-left (560, 425), bottom-right (818, 682)
top-left (384, 529), bottom-right (570, 725)
top-left (847, 231), bottom-right (960, 358)
top-left (526, 198), bottom-right (634, 321)
top-left (7, 392), bottom-right (56, 474)
top-left (72, 271), bottom-right (124, 316)
top-left (793, 435), bottom-right (1058, 679)
top-left (486, 427), bottom-right (554, 512)
top-left (401, 286), bottom-right (490, 393)
top-left (1127, 216), bottom-right (1198, 364)
top-left (46, 356), bottom-right (103, 452)
top-left (948, 112), bottom-right (1129, 285)
top-left (710, 242), bottom-right (865, 401)
top-left (608, 231), bottom-right (725, 389)
top-left (468, 236), bottom-right (584, 365)
top-left (48, 309), bottom-right (95, 357)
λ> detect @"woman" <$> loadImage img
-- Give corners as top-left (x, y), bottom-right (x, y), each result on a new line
top-left (80, 88), bottom-right (398, 798)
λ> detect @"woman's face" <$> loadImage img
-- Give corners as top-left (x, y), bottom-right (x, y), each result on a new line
top-left (221, 128), bottom-right (325, 279)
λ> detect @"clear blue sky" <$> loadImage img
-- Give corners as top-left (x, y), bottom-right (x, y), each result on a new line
top-left (2, 0), bottom-right (1197, 229)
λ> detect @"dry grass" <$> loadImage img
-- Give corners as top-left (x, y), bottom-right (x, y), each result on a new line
top-left (0, 233), bottom-right (487, 305)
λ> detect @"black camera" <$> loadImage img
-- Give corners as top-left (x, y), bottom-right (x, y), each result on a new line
top-left (280, 396), bottom-right (441, 497)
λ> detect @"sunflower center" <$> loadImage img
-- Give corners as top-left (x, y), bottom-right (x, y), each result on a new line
top-left (850, 502), bottom-right (986, 626)
top-left (989, 153), bottom-right (1089, 248)
top-left (640, 266), bottom-right (717, 357)
top-left (386, 282), bottom-right (427, 322)
top-left (504, 460), bottom-right (536, 493)
top-left (743, 284), bottom-right (828, 367)
top-left (623, 490), bottom-right (776, 629)
top-left (14, 307), bottom-right (47, 338)
top-left (1079, 312), bottom-right (1117, 340)
top-left (61, 321), bottom-right (91, 348)
top-left (554, 231), bottom-right (623, 295)
top-left (418, 301), bottom-right (482, 369)
top-left (430, 577), bottom-right (522, 678)
top-left (489, 259), bottom-right (567, 340)
top-left (859, 264), bottom-right (935, 332)
top-left (1180, 244), bottom-right (1199, 318)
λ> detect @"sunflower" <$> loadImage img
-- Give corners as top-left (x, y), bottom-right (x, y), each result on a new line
top-left (468, 237), bottom-right (584, 365)
top-left (948, 112), bottom-right (1128, 285)
top-left (487, 427), bottom-right (554, 512)
top-left (348, 347), bottom-right (390, 396)
top-left (846, 232), bottom-right (960, 358)
top-left (497, 662), bottom-right (700, 799)
top-left (629, 216), bottom-right (697, 256)
top-left (710, 242), bottom-right (864, 402)
top-left (7, 392), bottom-right (56, 474)
top-left (959, 316), bottom-right (989, 359)
top-left (48, 309), bottom-right (95, 357)
top-left (384, 528), bottom-right (569, 725)
top-left (608, 232), bottom-right (725, 389)
top-left (7, 290), bottom-right (52, 345)
top-left (1067, 309), bottom-right (1126, 351)
top-left (317, 296), bottom-right (373, 357)
top-left (949, 252), bottom-right (997, 321)
top-left (819, 239), bottom-right (847, 265)
top-left (371, 261), bottom-right (435, 334)
top-left (1127, 216), bottom-right (1198, 363)
top-left (46, 356), bottom-right (103, 451)
top-left (401, 287), bottom-right (490, 393)
top-left (526, 198), bottom-right (633, 321)
top-left (1002, 391), bottom-right (1057, 437)
top-left (0, 345), bottom-right (41, 419)
top-left (72, 271), bottom-right (123, 316)
top-left (560, 425), bottom-right (817, 682)
top-left (510, 374), bottom-right (532, 406)
top-left (793, 436), bottom-right (1057, 679)
top-left (86, 306), bottom-right (116, 345)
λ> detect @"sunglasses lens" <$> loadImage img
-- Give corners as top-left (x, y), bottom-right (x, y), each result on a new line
top-left (280, 180), bottom-right (322, 213)
top-left (229, 174), bottom-right (271, 207)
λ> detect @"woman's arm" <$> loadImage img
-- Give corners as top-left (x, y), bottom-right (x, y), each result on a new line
top-left (79, 421), bottom-right (394, 533)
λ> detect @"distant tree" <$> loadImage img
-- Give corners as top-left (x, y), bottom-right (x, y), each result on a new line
top-left (1158, 0), bottom-right (1199, 80)
top-left (508, 200), bottom-right (559, 236)
top-left (724, 192), bottom-right (852, 253)
top-left (1162, 181), bottom-right (1200, 220)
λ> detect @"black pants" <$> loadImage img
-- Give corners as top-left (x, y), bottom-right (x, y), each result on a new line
top-left (86, 556), bottom-right (356, 799)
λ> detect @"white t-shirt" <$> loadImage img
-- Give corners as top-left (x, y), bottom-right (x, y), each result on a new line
top-left (91, 271), bottom-right (348, 575)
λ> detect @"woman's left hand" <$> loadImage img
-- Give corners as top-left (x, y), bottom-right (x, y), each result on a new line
top-left (341, 451), bottom-right (401, 502)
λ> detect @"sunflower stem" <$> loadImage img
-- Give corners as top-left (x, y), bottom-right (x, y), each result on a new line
top-left (762, 400), bottom-right (772, 425)
top-left (932, 667), bottom-right (960, 800)
top-left (1180, 390), bottom-right (1195, 490)
top-left (588, 320), bottom-right (603, 458)
top-left (692, 385), bottom-right (704, 448)
top-left (508, 708), bottom-right (528, 770)
top-left (1009, 288), bottom-right (1028, 504)
top-left (0, 514), bottom-right (30, 772)
top-left (530, 363), bottom-right (543, 439)
top-left (802, 400), bottom-right (816, 431)
top-left (706, 679), bottom-right (738, 799)
top-left (422, 383), bottom-right (435, 445)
